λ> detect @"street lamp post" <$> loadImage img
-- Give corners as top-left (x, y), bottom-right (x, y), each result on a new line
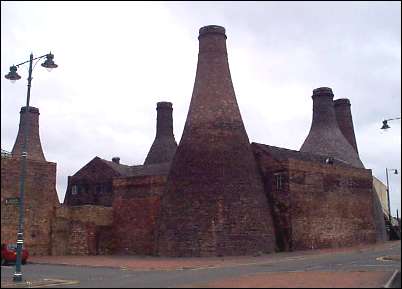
top-left (381, 117), bottom-right (401, 130)
top-left (4, 52), bottom-right (58, 282)
top-left (385, 168), bottom-right (398, 219)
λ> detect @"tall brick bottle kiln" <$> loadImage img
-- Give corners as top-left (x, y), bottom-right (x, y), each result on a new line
top-left (300, 87), bottom-right (364, 168)
top-left (12, 107), bottom-right (46, 161)
top-left (334, 98), bottom-right (359, 154)
top-left (156, 25), bottom-right (276, 257)
top-left (144, 102), bottom-right (177, 165)
top-left (1, 106), bottom-right (59, 255)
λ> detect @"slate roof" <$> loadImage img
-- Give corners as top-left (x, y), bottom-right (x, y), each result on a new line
top-left (99, 158), bottom-right (170, 177)
top-left (251, 142), bottom-right (354, 168)
top-left (129, 162), bottom-right (171, 177)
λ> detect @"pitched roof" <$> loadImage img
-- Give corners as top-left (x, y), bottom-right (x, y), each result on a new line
top-left (251, 142), bottom-right (353, 167)
top-left (129, 162), bottom-right (171, 177)
top-left (100, 158), bottom-right (170, 177)
top-left (99, 158), bottom-right (133, 176)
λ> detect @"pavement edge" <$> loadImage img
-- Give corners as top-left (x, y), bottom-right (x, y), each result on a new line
top-left (383, 270), bottom-right (401, 288)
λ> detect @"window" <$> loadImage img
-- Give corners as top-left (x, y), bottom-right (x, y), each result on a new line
top-left (95, 184), bottom-right (103, 194)
top-left (71, 185), bottom-right (78, 195)
top-left (80, 185), bottom-right (87, 194)
top-left (274, 173), bottom-right (285, 191)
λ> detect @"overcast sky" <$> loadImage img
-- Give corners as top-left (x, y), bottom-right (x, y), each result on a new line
top-left (1, 1), bottom-right (401, 216)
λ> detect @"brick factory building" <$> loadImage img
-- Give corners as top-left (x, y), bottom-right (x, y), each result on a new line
top-left (1, 25), bottom-right (392, 257)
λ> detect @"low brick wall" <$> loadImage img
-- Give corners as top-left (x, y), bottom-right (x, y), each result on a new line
top-left (51, 205), bottom-right (113, 255)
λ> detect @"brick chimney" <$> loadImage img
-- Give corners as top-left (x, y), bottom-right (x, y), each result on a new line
top-left (112, 157), bottom-right (120, 164)
top-left (11, 106), bottom-right (46, 161)
top-left (300, 88), bottom-right (363, 168)
top-left (144, 102), bottom-right (177, 165)
top-left (157, 25), bottom-right (276, 257)
top-left (334, 98), bottom-right (359, 154)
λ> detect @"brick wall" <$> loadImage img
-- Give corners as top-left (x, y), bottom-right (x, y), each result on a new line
top-left (157, 26), bottom-right (277, 257)
top-left (112, 175), bottom-right (166, 255)
top-left (64, 157), bottom-right (122, 207)
top-left (1, 157), bottom-right (59, 255)
top-left (253, 147), bottom-right (384, 252)
top-left (253, 152), bottom-right (291, 252)
top-left (51, 205), bottom-right (113, 255)
top-left (51, 206), bottom-right (70, 255)
top-left (288, 159), bottom-right (378, 250)
top-left (370, 182), bottom-right (388, 242)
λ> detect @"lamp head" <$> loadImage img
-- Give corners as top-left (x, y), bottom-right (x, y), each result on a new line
top-left (4, 65), bottom-right (21, 83)
top-left (41, 53), bottom-right (58, 71)
top-left (381, 120), bottom-right (391, 130)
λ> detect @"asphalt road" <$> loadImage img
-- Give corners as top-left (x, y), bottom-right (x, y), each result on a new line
top-left (1, 242), bottom-right (400, 288)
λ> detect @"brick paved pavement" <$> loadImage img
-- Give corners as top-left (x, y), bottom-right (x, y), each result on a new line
top-left (179, 271), bottom-right (394, 288)
top-left (8, 240), bottom-right (400, 288)
top-left (30, 240), bottom-right (400, 271)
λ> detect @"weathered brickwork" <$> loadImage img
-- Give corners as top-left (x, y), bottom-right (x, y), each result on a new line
top-left (11, 107), bottom-right (46, 161)
top-left (370, 181), bottom-right (388, 242)
top-left (300, 88), bottom-right (364, 168)
top-left (2, 25), bottom-right (391, 259)
top-left (64, 99), bottom-right (177, 208)
top-left (144, 102), bottom-right (177, 165)
top-left (288, 159), bottom-right (377, 250)
top-left (1, 157), bottom-right (59, 255)
top-left (157, 25), bottom-right (276, 257)
top-left (250, 150), bottom-right (292, 252)
top-left (334, 98), bottom-right (359, 154)
top-left (112, 175), bottom-right (166, 255)
top-left (253, 143), bottom-right (385, 252)
top-left (61, 152), bottom-right (171, 256)
top-left (68, 221), bottom-right (95, 255)
top-left (51, 205), bottom-right (113, 255)
top-left (64, 157), bottom-right (131, 207)
top-left (51, 206), bottom-right (70, 256)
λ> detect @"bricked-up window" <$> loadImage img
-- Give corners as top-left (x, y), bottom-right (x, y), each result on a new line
top-left (71, 185), bottom-right (78, 195)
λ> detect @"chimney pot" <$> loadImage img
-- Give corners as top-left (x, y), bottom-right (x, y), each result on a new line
top-left (312, 87), bottom-right (334, 98)
top-left (156, 101), bottom-right (173, 110)
top-left (20, 106), bottom-right (40, 114)
top-left (112, 157), bottom-right (120, 164)
top-left (334, 98), bottom-right (351, 106)
top-left (199, 25), bottom-right (226, 38)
